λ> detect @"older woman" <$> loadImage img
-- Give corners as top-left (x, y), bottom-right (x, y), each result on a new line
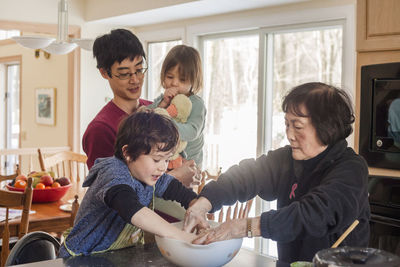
top-left (184, 82), bottom-right (370, 263)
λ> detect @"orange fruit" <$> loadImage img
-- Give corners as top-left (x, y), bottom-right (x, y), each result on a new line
top-left (35, 183), bottom-right (45, 189)
top-left (16, 174), bottom-right (27, 182)
top-left (15, 180), bottom-right (27, 189)
top-left (51, 182), bottom-right (61, 188)
top-left (45, 186), bottom-right (52, 189)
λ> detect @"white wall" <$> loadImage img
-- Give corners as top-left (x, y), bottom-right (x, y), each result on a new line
top-left (79, 23), bottom-right (120, 152)
top-left (0, 0), bottom-right (85, 25)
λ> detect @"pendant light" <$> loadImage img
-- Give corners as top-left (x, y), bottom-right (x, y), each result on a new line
top-left (12, 0), bottom-right (93, 55)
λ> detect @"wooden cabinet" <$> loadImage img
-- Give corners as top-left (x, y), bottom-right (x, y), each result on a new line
top-left (356, 0), bottom-right (400, 177)
top-left (357, 0), bottom-right (400, 52)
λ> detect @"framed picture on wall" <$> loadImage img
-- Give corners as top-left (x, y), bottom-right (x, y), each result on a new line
top-left (35, 88), bottom-right (56, 126)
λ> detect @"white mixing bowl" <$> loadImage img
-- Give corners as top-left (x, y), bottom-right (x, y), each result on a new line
top-left (155, 221), bottom-right (243, 267)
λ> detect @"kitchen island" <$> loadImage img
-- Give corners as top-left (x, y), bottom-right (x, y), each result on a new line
top-left (13, 243), bottom-right (290, 267)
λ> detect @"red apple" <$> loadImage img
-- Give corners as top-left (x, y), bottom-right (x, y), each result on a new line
top-left (39, 175), bottom-right (54, 186)
top-left (15, 174), bottom-right (27, 182)
top-left (55, 177), bottom-right (71, 186)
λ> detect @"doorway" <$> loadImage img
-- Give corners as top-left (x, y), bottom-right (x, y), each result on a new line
top-left (0, 57), bottom-right (20, 173)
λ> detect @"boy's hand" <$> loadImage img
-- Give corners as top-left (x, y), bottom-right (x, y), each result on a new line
top-left (183, 197), bottom-right (211, 234)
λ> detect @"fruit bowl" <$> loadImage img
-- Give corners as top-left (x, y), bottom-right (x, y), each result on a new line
top-left (6, 183), bottom-right (72, 203)
top-left (155, 221), bottom-right (243, 267)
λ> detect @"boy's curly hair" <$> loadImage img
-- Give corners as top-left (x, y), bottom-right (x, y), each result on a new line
top-left (114, 108), bottom-right (179, 161)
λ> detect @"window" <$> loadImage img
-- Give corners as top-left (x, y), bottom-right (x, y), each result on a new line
top-left (270, 27), bottom-right (343, 151)
top-left (146, 40), bottom-right (182, 100)
top-left (201, 35), bottom-right (259, 173)
top-left (0, 29), bottom-right (20, 40)
top-left (0, 62), bottom-right (20, 173)
top-left (200, 22), bottom-right (343, 256)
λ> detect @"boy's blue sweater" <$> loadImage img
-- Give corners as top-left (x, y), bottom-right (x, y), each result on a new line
top-left (58, 157), bottom-right (173, 257)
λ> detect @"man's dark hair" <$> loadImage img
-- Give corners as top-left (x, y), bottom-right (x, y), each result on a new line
top-left (114, 109), bottom-right (179, 161)
top-left (282, 82), bottom-right (355, 146)
top-left (93, 29), bottom-right (146, 76)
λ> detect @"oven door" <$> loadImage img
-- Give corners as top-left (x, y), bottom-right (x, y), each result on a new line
top-left (369, 213), bottom-right (400, 255)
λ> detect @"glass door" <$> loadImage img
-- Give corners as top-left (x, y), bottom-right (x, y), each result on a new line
top-left (1, 62), bottom-right (20, 174)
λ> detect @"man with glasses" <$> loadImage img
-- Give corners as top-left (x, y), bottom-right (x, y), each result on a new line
top-left (82, 29), bottom-right (197, 190)
top-left (82, 29), bottom-right (152, 170)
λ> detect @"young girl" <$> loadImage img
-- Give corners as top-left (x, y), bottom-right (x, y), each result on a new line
top-left (150, 45), bottom-right (206, 169)
top-left (58, 109), bottom-right (198, 257)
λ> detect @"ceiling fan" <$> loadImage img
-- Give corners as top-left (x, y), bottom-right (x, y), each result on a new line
top-left (12, 0), bottom-right (93, 55)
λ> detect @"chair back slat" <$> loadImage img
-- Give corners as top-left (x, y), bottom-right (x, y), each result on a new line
top-left (225, 206), bottom-right (232, 221)
top-left (28, 155), bottom-right (33, 173)
top-left (218, 209), bottom-right (224, 222)
top-left (233, 203), bottom-right (239, 219)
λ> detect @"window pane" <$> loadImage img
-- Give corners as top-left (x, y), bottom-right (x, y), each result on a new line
top-left (203, 36), bottom-right (259, 172)
top-left (1, 64), bottom-right (20, 174)
top-left (203, 36), bottom-right (259, 249)
top-left (147, 40), bottom-right (182, 99)
top-left (271, 27), bottom-right (343, 150)
top-left (7, 64), bottom-right (20, 149)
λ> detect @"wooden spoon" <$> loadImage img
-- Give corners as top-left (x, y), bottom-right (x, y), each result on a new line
top-left (331, 220), bottom-right (359, 248)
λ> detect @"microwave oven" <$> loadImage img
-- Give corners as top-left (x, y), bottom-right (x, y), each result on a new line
top-left (359, 62), bottom-right (400, 170)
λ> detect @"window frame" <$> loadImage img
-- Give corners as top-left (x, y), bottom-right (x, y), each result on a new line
top-left (198, 19), bottom-right (346, 255)
top-left (137, 2), bottom-right (355, 256)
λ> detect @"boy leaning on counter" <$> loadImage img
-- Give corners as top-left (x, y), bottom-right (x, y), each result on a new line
top-left (58, 109), bottom-right (198, 257)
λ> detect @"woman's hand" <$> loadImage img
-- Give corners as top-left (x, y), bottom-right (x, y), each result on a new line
top-left (183, 197), bottom-right (212, 234)
top-left (192, 218), bottom-right (247, 245)
top-left (168, 159), bottom-right (197, 187)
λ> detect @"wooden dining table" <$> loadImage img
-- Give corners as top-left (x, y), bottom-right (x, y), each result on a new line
top-left (0, 181), bottom-right (86, 237)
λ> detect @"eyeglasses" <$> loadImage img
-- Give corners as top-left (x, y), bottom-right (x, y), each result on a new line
top-left (112, 67), bottom-right (148, 80)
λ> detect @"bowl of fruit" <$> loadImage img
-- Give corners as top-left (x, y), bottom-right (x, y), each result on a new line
top-left (6, 171), bottom-right (72, 203)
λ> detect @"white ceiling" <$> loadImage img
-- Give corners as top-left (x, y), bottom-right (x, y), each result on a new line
top-left (89, 0), bottom-right (308, 27)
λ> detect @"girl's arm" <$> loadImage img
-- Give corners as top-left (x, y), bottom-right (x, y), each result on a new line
top-left (132, 207), bottom-right (196, 243)
top-left (174, 95), bottom-right (206, 141)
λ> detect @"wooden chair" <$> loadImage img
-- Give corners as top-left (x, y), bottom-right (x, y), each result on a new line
top-left (38, 149), bottom-right (83, 233)
top-left (37, 149), bottom-right (88, 183)
top-left (0, 177), bottom-right (33, 267)
top-left (198, 168), bottom-right (254, 222)
top-left (0, 165), bottom-right (21, 184)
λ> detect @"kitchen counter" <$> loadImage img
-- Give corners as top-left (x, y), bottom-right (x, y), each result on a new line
top-left (13, 243), bottom-right (289, 267)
